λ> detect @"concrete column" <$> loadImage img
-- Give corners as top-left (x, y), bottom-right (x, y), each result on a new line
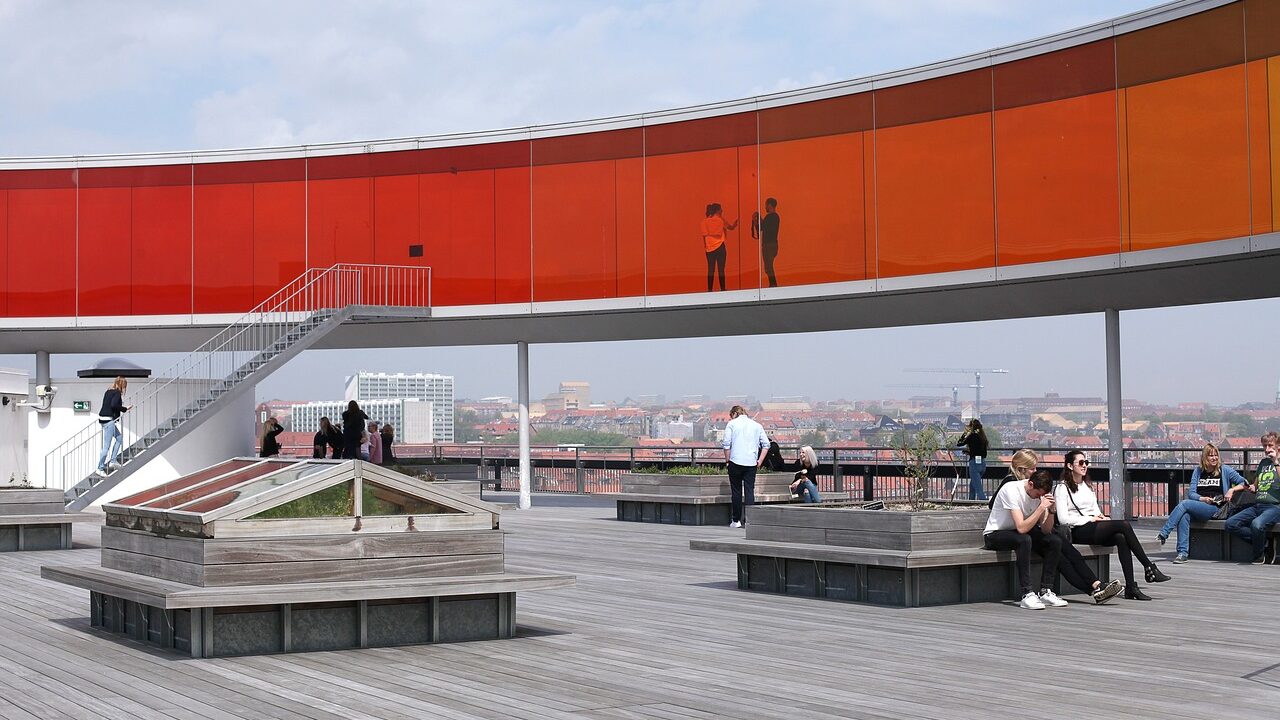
top-left (35, 351), bottom-right (50, 387)
top-left (517, 341), bottom-right (531, 510)
top-left (1105, 309), bottom-right (1128, 519)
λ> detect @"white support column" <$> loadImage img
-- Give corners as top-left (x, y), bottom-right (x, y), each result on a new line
top-left (517, 341), bottom-right (531, 510)
top-left (1105, 309), bottom-right (1128, 519)
top-left (35, 351), bottom-right (50, 388)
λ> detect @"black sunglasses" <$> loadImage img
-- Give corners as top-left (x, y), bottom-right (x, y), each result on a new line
top-left (1075, 459), bottom-right (1090, 467)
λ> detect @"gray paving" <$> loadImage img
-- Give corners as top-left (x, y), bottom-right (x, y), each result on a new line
top-left (0, 503), bottom-right (1273, 719)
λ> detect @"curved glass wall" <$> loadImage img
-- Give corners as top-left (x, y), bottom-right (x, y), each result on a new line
top-left (0, 0), bottom-right (1276, 318)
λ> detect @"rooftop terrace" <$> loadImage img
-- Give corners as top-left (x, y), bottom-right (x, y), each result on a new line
top-left (2, 493), bottom-right (1275, 719)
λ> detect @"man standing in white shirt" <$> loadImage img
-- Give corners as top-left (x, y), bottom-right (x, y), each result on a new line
top-left (722, 405), bottom-right (770, 528)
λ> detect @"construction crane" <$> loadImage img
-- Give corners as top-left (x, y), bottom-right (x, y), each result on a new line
top-left (887, 383), bottom-right (962, 407)
top-left (904, 368), bottom-right (1010, 419)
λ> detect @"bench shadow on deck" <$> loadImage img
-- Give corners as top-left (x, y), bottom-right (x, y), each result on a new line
top-left (0, 500), bottom-right (1276, 719)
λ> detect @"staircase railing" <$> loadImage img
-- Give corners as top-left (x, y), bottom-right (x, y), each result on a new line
top-left (44, 263), bottom-right (431, 492)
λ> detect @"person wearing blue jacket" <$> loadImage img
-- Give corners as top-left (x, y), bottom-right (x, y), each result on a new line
top-left (1157, 443), bottom-right (1247, 563)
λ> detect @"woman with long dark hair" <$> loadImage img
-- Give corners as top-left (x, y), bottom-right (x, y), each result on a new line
top-left (1055, 449), bottom-right (1170, 600)
top-left (957, 418), bottom-right (989, 501)
top-left (342, 400), bottom-right (369, 460)
top-left (700, 203), bottom-right (738, 292)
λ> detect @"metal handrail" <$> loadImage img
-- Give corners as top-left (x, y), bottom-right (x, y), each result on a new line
top-left (44, 263), bottom-right (431, 492)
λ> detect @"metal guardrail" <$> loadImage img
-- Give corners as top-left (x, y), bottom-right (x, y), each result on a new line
top-left (45, 263), bottom-right (431, 493)
top-left (273, 442), bottom-right (1262, 519)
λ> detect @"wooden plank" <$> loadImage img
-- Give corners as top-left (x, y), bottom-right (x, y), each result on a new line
top-left (0, 514), bottom-right (95, 525)
top-left (0, 502), bottom-right (66, 516)
top-left (101, 527), bottom-right (503, 564)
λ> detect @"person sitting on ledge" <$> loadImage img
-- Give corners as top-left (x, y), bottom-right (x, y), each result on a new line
top-left (1157, 443), bottom-right (1247, 563)
top-left (790, 445), bottom-right (822, 503)
top-left (982, 450), bottom-right (1122, 609)
top-left (1056, 450), bottom-right (1170, 601)
top-left (1225, 431), bottom-right (1280, 565)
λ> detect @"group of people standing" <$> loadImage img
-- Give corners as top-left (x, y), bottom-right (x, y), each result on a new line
top-left (259, 400), bottom-right (396, 464)
top-left (700, 197), bottom-right (781, 292)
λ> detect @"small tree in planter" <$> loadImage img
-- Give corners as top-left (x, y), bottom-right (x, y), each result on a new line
top-left (895, 426), bottom-right (942, 511)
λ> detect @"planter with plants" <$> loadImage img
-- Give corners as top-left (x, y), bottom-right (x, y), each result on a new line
top-left (610, 465), bottom-right (796, 525)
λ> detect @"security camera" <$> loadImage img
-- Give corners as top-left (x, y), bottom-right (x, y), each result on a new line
top-left (35, 385), bottom-right (57, 397)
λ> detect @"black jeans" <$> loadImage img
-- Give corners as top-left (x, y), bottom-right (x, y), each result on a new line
top-left (761, 242), bottom-right (778, 287)
top-left (984, 527), bottom-right (1061, 596)
top-left (1072, 520), bottom-right (1151, 586)
top-left (727, 462), bottom-right (757, 523)
top-left (706, 245), bottom-right (727, 291)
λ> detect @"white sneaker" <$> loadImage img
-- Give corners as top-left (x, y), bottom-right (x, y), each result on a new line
top-left (1038, 589), bottom-right (1068, 608)
top-left (729, 521), bottom-right (742, 529)
top-left (94, 468), bottom-right (107, 478)
top-left (1019, 592), bottom-right (1045, 610)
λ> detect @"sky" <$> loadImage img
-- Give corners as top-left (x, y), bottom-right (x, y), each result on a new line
top-left (3, 0), bottom-right (1273, 407)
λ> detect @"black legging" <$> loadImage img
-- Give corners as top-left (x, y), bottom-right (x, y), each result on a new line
top-left (762, 242), bottom-right (778, 287)
top-left (1071, 520), bottom-right (1151, 587)
top-left (706, 245), bottom-right (727, 291)
top-left (985, 527), bottom-right (1101, 597)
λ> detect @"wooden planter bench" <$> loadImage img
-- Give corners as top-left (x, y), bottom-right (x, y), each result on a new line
top-left (605, 472), bottom-right (797, 525)
top-left (1188, 519), bottom-right (1280, 562)
top-left (689, 504), bottom-right (1119, 607)
top-left (0, 488), bottom-right (95, 551)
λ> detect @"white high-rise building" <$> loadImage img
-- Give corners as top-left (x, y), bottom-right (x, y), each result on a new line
top-left (291, 399), bottom-right (434, 443)
top-left (344, 372), bottom-right (454, 442)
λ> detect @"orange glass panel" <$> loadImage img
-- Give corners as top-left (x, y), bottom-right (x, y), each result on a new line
top-left (733, 144), bottom-right (760, 291)
top-left (193, 183), bottom-right (254, 313)
top-left (615, 157), bottom-right (645, 298)
top-left (862, 134), bottom-right (877, 278)
top-left (419, 170), bottom-right (496, 305)
top-left (994, 91), bottom-right (1121, 265)
top-left (644, 147), bottom-right (746, 295)
top-left (874, 114), bottom-right (995, 277)
top-left (7, 185), bottom-right (76, 316)
top-left (532, 160), bottom-right (618, 302)
top-left (252, 181), bottom-right (307, 304)
top-left (758, 133), bottom-right (867, 286)
top-left (132, 185), bottom-right (193, 314)
top-left (77, 186), bottom-right (133, 316)
top-left (494, 166), bottom-right (531, 304)
top-left (1122, 66), bottom-right (1250, 251)
top-left (308, 177), bottom-right (373, 270)
top-left (1271, 57), bottom-right (1280, 231)
top-left (1248, 59), bottom-right (1273, 235)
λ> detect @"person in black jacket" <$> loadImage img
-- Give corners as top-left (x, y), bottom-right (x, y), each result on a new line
top-left (95, 376), bottom-right (131, 477)
top-left (342, 400), bottom-right (369, 460)
top-left (957, 418), bottom-right (989, 501)
top-left (259, 417), bottom-right (284, 457)
top-left (380, 424), bottom-right (396, 465)
top-left (313, 417), bottom-right (340, 459)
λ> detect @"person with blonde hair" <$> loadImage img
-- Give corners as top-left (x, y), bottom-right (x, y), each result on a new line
top-left (790, 445), bottom-right (822, 503)
top-left (1156, 443), bottom-right (1247, 563)
top-left (94, 376), bottom-right (131, 477)
top-left (258, 417), bottom-right (283, 458)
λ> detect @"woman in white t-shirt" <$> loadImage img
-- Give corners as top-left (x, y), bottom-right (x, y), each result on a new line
top-left (1056, 450), bottom-right (1170, 601)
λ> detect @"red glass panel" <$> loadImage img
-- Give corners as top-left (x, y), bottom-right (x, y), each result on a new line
top-left (1247, 59), bottom-right (1273, 235)
top-left (0, 191), bottom-right (5, 316)
top-left (115, 459), bottom-right (257, 506)
top-left (372, 174), bottom-right (420, 265)
top-left (252, 181), bottom-right (307, 304)
top-left (994, 40), bottom-right (1115, 110)
top-left (758, 133), bottom-right (867, 286)
top-left (532, 160), bottom-right (618, 301)
top-left (494, 166), bottom-right (531, 304)
top-left (876, 68), bottom-right (992, 128)
top-left (994, 91), bottom-right (1121, 266)
top-left (1246, 0), bottom-right (1280, 61)
top-left (420, 170), bottom-right (496, 305)
top-left (759, 92), bottom-right (874, 144)
top-left (7, 187), bottom-right (76, 316)
top-left (193, 183), bottom-right (254, 313)
top-left (874, 114), bottom-right (995, 277)
top-left (142, 461), bottom-right (284, 510)
top-left (307, 177), bottom-right (373, 270)
top-left (615, 157), bottom-right (645, 298)
top-left (132, 185), bottom-right (193, 314)
top-left (77, 187), bottom-right (133, 316)
top-left (646, 113), bottom-right (756, 156)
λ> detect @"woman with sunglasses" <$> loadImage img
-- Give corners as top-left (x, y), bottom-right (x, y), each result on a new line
top-left (1055, 449), bottom-right (1170, 600)
top-left (1156, 443), bottom-right (1246, 563)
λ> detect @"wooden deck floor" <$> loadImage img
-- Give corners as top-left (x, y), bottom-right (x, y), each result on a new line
top-left (1, 498), bottom-right (1276, 719)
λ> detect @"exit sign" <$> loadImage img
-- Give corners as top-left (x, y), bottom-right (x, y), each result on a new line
top-left (72, 401), bottom-right (91, 412)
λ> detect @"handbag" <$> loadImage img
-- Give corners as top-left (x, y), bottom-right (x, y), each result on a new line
top-left (1212, 488), bottom-right (1257, 520)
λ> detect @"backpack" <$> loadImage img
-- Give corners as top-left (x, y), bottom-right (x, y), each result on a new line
top-left (988, 473), bottom-right (1018, 509)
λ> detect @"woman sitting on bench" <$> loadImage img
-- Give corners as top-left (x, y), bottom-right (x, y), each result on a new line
top-left (1156, 443), bottom-right (1246, 564)
top-left (983, 450), bottom-right (1122, 609)
top-left (1056, 450), bottom-right (1170, 601)
top-left (790, 446), bottom-right (822, 503)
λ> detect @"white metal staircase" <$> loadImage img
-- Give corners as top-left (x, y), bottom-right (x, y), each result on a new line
top-left (47, 264), bottom-right (431, 510)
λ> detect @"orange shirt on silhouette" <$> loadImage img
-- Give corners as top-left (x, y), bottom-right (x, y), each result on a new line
top-left (702, 216), bottom-right (726, 253)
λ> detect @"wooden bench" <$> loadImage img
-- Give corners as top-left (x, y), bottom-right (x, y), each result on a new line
top-left (42, 564), bottom-right (574, 658)
top-left (1188, 519), bottom-right (1280, 562)
top-left (0, 489), bottom-right (95, 551)
top-left (607, 471), bottom-right (799, 525)
top-left (691, 536), bottom-right (1118, 607)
